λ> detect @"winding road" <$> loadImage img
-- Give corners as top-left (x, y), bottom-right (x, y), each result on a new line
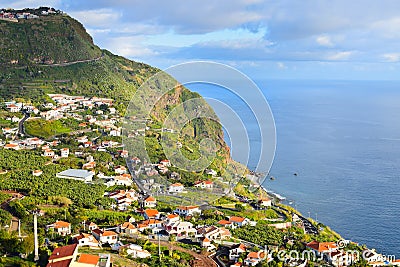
top-left (17, 111), bottom-right (30, 136)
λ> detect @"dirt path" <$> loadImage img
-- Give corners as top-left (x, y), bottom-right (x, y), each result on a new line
top-left (0, 191), bottom-right (24, 233)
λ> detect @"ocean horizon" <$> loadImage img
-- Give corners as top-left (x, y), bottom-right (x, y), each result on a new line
top-left (187, 79), bottom-right (400, 257)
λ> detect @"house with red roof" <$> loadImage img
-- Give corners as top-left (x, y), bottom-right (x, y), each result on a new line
top-left (164, 220), bottom-right (196, 236)
top-left (228, 216), bottom-right (251, 227)
top-left (143, 209), bottom-right (160, 219)
top-left (73, 233), bottom-right (99, 248)
top-left (114, 165), bottom-right (127, 174)
top-left (46, 244), bottom-right (78, 267)
top-left (169, 183), bottom-right (185, 193)
top-left (92, 229), bottom-right (118, 245)
top-left (137, 219), bottom-right (163, 233)
top-left (83, 161), bottom-right (96, 170)
top-left (6, 104), bottom-right (21, 112)
top-left (306, 241), bottom-right (338, 256)
top-left (217, 219), bottom-right (234, 228)
top-left (229, 243), bottom-right (247, 261)
top-left (46, 221), bottom-right (71, 236)
top-left (143, 195), bottom-right (157, 208)
top-left (120, 222), bottom-right (138, 235)
top-left (244, 251), bottom-right (269, 266)
top-left (60, 148), bottom-right (69, 158)
top-left (160, 159), bottom-right (171, 167)
top-left (4, 143), bottom-right (20, 150)
top-left (194, 180), bottom-right (213, 189)
top-left (258, 197), bottom-right (272, 208)
top-left (83, 221), bottom-right (98, 232)
top-left (199, 236), bottom-right (216, 252)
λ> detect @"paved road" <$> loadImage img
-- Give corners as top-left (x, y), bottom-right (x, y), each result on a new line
top-left (17, 111), bottom-right (30, 136)
top-left (38, 55), bottom-right (104, 67)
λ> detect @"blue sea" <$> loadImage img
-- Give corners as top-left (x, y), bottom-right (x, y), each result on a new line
top-left (186, 79), bottom-right (400, 257)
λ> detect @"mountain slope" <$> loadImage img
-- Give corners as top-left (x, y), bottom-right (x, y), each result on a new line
top-left (0, 9), bottom-right (232, 175)
top-left (0, 11), bottom-right (101, 65)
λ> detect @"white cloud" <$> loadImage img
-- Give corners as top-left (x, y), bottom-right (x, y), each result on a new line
top-left (277, 62), bottom-right (287, 69)
top-left (370, 17), bottom-right (400, 39)
top-left (103, 36), bottom-right (158, 58)
top-left (326, 51), bottom-right (353, 61)
top-left (69, 8), bottom-right (122, 28)
top-left (382, 53), bottom-right (400, 62)
top-left (316, 35), bottom-right (334, 47)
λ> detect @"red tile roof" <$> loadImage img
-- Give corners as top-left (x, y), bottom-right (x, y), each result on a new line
top-left (145, 196), bottom-right (156, 202)
top-left (306, 241), bottom-right (338, 252)
top-left (144, 209), bottom-right (159, 218)
top-left (217, 220), bottom-right (231, 225)
top-left (102, 230), bottom-right (117, 236)
top-left (229, 216), bottom-right (246, 223)
top-left (77, 254), bottom-right (99, 265)
top-left (53, 221), bottom-right (70, 229)
top-left (48, 244), bottom-right (77, 261)
top-left (46, 259), bottom-right (72, 267)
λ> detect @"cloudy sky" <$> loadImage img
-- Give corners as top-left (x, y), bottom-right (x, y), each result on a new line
top-left (4, 0), bottom-right (400, 80)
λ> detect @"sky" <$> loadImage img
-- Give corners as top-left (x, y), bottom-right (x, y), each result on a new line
top-left (3, 0), bottom-right (400, 80)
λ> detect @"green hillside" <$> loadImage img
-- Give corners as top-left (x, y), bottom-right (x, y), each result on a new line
top-left (0, 9), bottom-right (232, 174)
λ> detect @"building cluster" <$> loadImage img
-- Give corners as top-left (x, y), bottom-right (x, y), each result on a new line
top-left (42, 94), bottom-right (114, 121)
top-left (43, 200), bottom-right (269, 266)
top-left (0, 7), bottom-right (59, 23)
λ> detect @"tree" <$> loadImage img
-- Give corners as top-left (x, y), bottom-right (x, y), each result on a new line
top-left (0, 210), bottom-right (12, 226)
top-left (235, 203), bottom-right (245, 212)
top-left (19, 234), bottom-right (35, 255)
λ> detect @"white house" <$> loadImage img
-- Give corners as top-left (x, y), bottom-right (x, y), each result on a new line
top-left (74, 233), bottom-right (99, 248)
top-left (164, 220), bottom-right (196, 236)
top-left (306, 241), bottom-right (338, 258)
top-left (112, 243), bottom-right (151, 259)
top-left (114, 165), bottom-right (127, 174)
top-left (169, 183), bottom-right (185, 193)
top-left (92, 229), bottom-right (118, 245)
top-left (109, 129), bottom-right (121, 137)
top-left (32, 170), bottom-right (43, 176)
top-left (143, 196), bottom-right (157, 208)
top-left (205, 169), bottom-right (218, 176)
top-left (114, 174), bottom-right (132, 186)
top-left (229, 243), bottom-right (247, 261)
top-left (143, 209), bottom-right (160, 219)
top-left (244, 251), bottom-right (269, 266)
top-left (228, 216), bottom-right (251, 227)
top-left (174, 205), bottom-right (201, 217)
top-left (84, 221), bottom-right (98, 231)
top-left (60, 148), bottom-right (69, 158)
top-left (77, 136), bottom-right (89, 143)
top-left (46, 221), bottom-right (71, 236)
top-left (258, 197), bottom-right (272, 208)
top-left (7, 104), bottom-right (21, 112)
top-left (119, 222), bottom-right (138, 235)
top-left (159, 159), bottom-right (171, 167)
top-left (43, 149), bottom-right (55, 157)
top-left (194, 180), bottom-right (213, 189)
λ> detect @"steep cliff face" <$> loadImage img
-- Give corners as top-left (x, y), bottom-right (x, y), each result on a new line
top-left (0, 9), bottom-right (232, 172)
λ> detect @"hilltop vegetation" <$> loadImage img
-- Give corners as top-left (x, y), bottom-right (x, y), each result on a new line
top-left (0, 11), bottom-right (101, 65)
